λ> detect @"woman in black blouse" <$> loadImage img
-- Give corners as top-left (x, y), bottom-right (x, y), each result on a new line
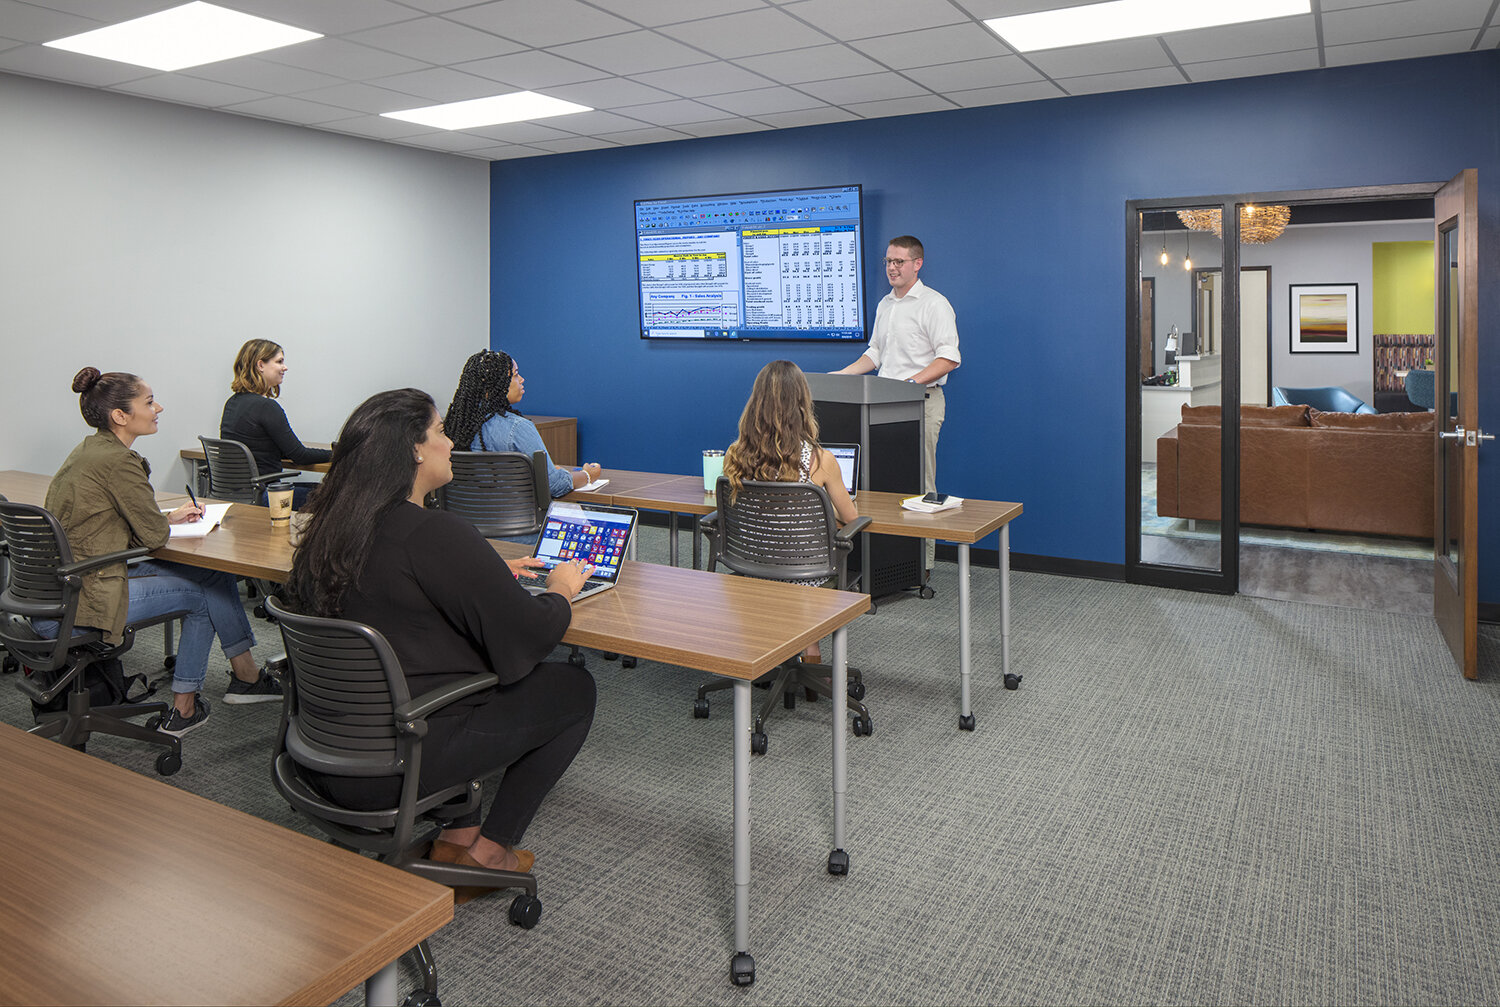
top-left (220, 339), bottom-right (331, 505)
top-left (285, 388), bottom-right (596, 880)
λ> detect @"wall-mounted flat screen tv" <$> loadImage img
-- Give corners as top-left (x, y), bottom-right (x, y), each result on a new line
top-left (634, 183), bottom-right (865, 341)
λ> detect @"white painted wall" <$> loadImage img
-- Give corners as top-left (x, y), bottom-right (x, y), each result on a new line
top-left (0, 73), bottom-right (489, 487)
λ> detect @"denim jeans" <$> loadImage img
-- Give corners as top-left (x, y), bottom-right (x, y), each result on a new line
top-left (37, 559), bottom-right (256, 695)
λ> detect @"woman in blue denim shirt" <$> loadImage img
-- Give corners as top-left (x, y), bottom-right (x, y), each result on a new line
top-left (443, 350), bottom-right (602, 499)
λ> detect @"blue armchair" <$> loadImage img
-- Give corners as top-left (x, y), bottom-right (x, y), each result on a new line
top-left (1272, 385), bottom-right (1378, 414)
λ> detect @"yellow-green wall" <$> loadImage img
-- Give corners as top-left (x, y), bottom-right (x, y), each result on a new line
top-left (1372, 241), bottom-right (1434, 332)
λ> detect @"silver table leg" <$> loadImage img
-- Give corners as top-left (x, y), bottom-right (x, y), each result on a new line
top-left (365, 960), bottom-right (397, 1007)
top-left (669, 513), bottom-right (679, 567)
top-left (1000, 524), bottom-right (1011, 684)
top-left (730, 678), bottom-right (754, 986)
top-left (828, 626), bottom-right (849, 874)
top-left (958, 543), bottom-right (974, 730)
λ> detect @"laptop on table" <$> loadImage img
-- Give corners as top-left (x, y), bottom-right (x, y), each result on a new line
top-left (822, 442), bottom-right (860, 499)
top-left (521, 501), bottom-right (638, 602)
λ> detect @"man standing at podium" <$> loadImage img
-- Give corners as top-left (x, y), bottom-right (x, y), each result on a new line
top-left (835, 234), bottom-right (961, 574)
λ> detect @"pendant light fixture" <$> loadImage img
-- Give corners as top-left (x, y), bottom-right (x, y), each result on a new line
top-left (1159, 213), bottom-right (1169, 266)
top-left (1183, 225), bottom-right (1192, 271)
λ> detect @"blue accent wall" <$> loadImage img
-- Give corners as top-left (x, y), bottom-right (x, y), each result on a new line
top-left (492, 51), bottom-right (1499, 603)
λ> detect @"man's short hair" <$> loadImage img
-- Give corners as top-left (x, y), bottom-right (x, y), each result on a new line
top-left (888, 235), bottom-right (924, 260)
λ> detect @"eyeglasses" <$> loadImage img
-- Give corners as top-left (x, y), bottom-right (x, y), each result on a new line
top-left (883, 257), bottom-right (916, 267)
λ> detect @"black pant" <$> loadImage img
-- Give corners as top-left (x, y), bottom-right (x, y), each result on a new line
top-left (318, 661), bottom-right (596, 846)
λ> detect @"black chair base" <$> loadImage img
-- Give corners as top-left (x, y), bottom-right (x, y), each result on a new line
top-left (32, 688), bottom-right (181, 774)
top-left (694, 658), bottom-right (869, 754)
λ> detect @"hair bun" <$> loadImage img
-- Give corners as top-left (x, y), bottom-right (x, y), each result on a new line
top-left (72, 367), bottom-right (102, 394)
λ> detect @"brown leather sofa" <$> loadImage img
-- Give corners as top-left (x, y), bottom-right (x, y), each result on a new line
top-left (1156, 404), bottom-right (1435, 538)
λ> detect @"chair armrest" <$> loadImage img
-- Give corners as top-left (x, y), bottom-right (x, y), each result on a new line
top-left (253, 470), bottom-right (298, 487)
top-left (835, 516), bottom-right (871, 542)
top-left (394, 672), bottom-right (499, 726)
top-left (58, 546), bottom-right (153, 578)
top-left (699, 512), bottom-right (719, 534)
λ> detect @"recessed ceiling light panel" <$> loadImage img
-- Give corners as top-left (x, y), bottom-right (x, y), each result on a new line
top-left (382, 92), bottom-right (593, 131)
top-left (985, 0), bottom-right (1310, 53)
top-left (44, 2), bottom-right (321, 71)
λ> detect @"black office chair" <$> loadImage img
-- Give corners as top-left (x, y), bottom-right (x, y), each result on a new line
top-left (0, 495), bottom-right (15, 676)
top-left (197, 435), bottom-right (297, 504)
top-left (0, 500), bottom-right (187, 775)
top-left (437, 450), bottom-right (548, 539)
top-left (438, 451), bottom-right (591, 669)
top-left (693, 477), bottom-right (872, 754)
top-left (265, 595), bottom-right (542, 1007)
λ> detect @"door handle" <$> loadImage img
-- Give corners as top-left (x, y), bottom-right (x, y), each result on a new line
top-left (1477, 429), bottom-right (1494, 445)
top-left (1439, 426), bottom-right (1466, 441)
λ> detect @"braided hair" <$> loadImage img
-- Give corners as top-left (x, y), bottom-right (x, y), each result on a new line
top-left (443, 349), bottom-right (518, 453)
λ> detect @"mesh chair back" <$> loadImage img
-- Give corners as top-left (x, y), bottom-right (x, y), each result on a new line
top-left (0, 501), bottom-right (85, 670)
top-left (198, 436), bottom-right (267, 503)
top-left (714, 477), bottom-right (842, 585)
top-left (266, 598), bottom-right (413, 778)
top-left (438, 451), bottom-right (548, 539)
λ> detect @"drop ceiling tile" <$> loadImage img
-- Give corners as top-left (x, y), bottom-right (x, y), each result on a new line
top-left (904, 54), bottom-right (1039, 91)
top-left (456, 49), bottom-right (609, 88)
top-left (323, 113), bottom-right (445, 139)
top-left (0, 35), bottom-right (22, 55)
top-left (753, 106), bottom-right (859, 128)
top-left (675, 116), bottom-right (769, 137)
top-left (259, 38), bottom-right (428, 80)
top-left (544, 75), bottom-right (676, 107)
top-left (616, 97), bottom-right (730, 125)
top-left (1165, 15), bottom-right (1318, 63)
top-left (447, 0), bottom-right (637, 47)
top-left (842, 93), bottom-right (954, 119)
top-left (0, 44), bottom-right (152, 86)
top-left (702, 85), bottom-right (825, 115)
top-left (1056, 65), bottom-right (1186, 95)
top-left (950, 0), bottom-right (1071, 16)
top-left (1323, 0), bottom-right (1493, 44)
top-left (851, 23), bottom-right (1012, 69)
top-left (466, 120), bottom-right (575, 142)
top-left (111, 73), bottom-right (269, 107)
top-left (734, 43), bottom-right (883, 83)
top-left (658, 8), bottom-right (832, 58)
top-left (630, 60), bottom-right (769, 95)
top-left (796, 71), bottom-right (925, 104)
top-left (181, 57), bottom-right (348, 94)
top-left (595, 124), bottom-right (693, 144)
top-left (787, 0), bottom-right (967, 41)
top-left (470, 143), bottom-right (549, 159)
top-left (397, 129), bottom-right (499, 151)
top-left (367, 66), bottom-right (505, 101)
top-left (223, 94), bottom-right (363, 124)
top-left (345, 18), bottom-right (523, 64)
top-left (947, 79), bottom-right (1065, 107)
top-left (1183, 49), bottom-right (1320, 82)
top-left (224, 0), bottom-right (415, 34)
top-left (529, 135), bottom-right (621, 152)
top-left (536, 108), bottom-right (640, 132)
top-left (17, 1), bottom-right (177, 21)
top-left (296, 81), bottom-right (427, 114)
top-left (1029, 37), bottom-right (1172, 78)
top-left (1323, 29), bottom-right (1478, 65)
top-left (0, 0), bottom-right (99, 43)
top-left (1483, 27), bottom-right (1500, 48)
top-left (583, 0), bottom-right (763, 26)
top-left (549, 30), bottom-right (709, 74)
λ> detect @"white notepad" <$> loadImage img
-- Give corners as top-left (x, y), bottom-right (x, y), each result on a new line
top-left (162, 502), bottom-right (232, 538)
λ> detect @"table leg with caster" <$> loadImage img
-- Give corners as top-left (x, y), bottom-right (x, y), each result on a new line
top-left (730, 677), bottom-right (755, 986)
top-left (958, 543), bottom-right (975, 731)
top-left (828, 626), bottom-right (850, 875)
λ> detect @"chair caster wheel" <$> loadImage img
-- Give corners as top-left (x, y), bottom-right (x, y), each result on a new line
top-left (145, 715), bottom-right (162, 730)
top-left (750, 730), bottom-right (768, 755)
top-left (847, 680), bottom-right (865, 700)
top-left (827, 848), bottom-right (849, 875)
top-left (851, 715), bottom-right (872, 737)
top-left (1004, 673), bottom-right (1022, 691)
top-left (2, 656), bottom-right (17, 674)
top-left (693, 698), bottom-right (710, 719)
top-left (959, 714), bottom-right (976, 731)
top-left (602, 652), bottom-right (619, 660)
top-left (567, 651), bottom-right (586, 668)
top-left (253, 603), bottom-right (268, 620)
top-left (402, 991), bottom-right (440, 1007)
top-left (730, 951), bottom-right (756, 986)
top-left (155, 750), bottom-right (182, 776)
top-left (509, 894), bottom-right (542, 929)
top-left (621, 656), bottom-right (636, 669)
top-left (804, 686), bottom-right (818, 702)
top-left (163, 655), bottom-right (176, 669)
top-left (919, 584), bottom-right (935, 600)
top-left (784, 691), bottom-right (796, 710)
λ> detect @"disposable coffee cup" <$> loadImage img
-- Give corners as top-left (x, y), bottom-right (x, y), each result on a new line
top-left (266, 482), bottom-right (294, 529)
top-left (702, 450), bottom-right (725, 492)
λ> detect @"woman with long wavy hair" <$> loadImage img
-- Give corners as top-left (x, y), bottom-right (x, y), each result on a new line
top-left (285, 388), bottom-right (596, 885)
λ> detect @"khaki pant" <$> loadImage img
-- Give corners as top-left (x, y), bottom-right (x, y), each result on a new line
top-left (922, 386), bottom-right (945, 570)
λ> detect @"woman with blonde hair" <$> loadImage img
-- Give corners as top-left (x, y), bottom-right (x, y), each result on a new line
top-left (220, 339), bottom-right (330, 505)
top-left (723, 360), bottom-right (857, 662)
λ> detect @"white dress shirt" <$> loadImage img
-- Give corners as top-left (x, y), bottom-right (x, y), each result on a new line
top-left (864, 279), bottom-right (961, 385)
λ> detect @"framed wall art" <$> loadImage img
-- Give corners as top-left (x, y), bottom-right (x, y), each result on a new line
top-left (1289, 283), bottom-right (1359, 353)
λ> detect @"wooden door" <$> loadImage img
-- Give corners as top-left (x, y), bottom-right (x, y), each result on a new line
top-left (1432, 169), bottom-right (1481, 678)
top-left (1140, 277), bottom-right (1155, 380)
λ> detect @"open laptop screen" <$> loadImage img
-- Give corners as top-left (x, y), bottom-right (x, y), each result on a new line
top-left (532, 503), bottom-right (634, 582)
top-left (823, 443), bottom-right (859, 498)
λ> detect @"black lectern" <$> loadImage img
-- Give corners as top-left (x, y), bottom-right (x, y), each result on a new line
top-left (804, 373), bottom-right (925, 597)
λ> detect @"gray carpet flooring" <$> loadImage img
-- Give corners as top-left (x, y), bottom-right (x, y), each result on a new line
top-left (4, 525), bottom-right (1499, 1006)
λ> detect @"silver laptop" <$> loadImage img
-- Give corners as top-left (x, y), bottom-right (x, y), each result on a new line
top-left (823, 442), bottom-right (860, 499)
top-left (521, 501), bottom-right (638, 602)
